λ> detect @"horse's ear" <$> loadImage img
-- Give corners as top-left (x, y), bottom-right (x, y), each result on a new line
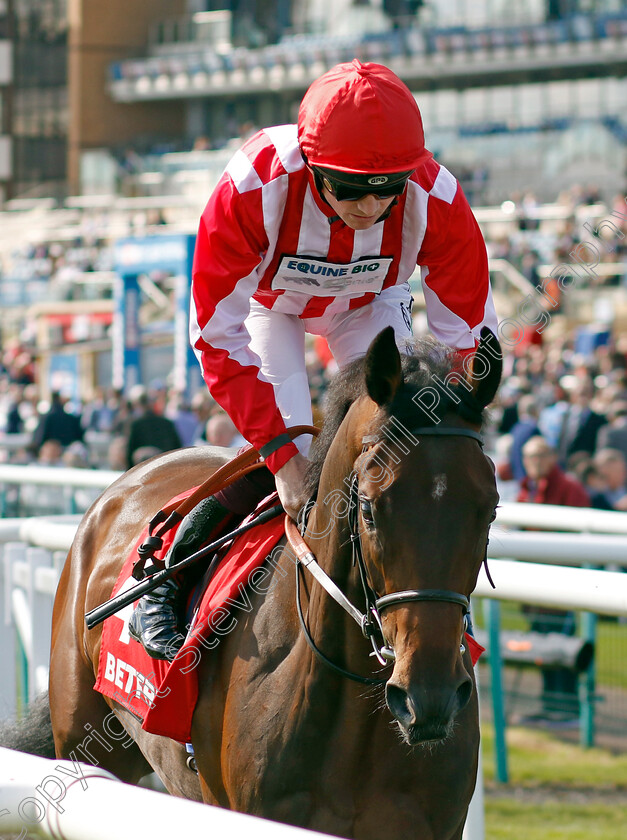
top-left (468, 327), bottom-right (502, 409)
top-left (365, 327), bottom-right (403, 406)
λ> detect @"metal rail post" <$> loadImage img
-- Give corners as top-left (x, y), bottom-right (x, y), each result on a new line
top-left (484, 598), bottom-right (509, 784)
top-left (579, 609), bottom-right (597, 748)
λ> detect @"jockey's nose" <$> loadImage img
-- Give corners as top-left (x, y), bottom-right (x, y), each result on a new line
top-left (354, 194), bottom-right (382, 215)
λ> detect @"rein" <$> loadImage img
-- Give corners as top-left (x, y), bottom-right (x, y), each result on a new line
top-left (286, 425), bottom-right (488, 685)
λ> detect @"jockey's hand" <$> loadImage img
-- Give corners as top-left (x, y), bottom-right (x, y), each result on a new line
top-left (275, 453), bottom-right (309, 521)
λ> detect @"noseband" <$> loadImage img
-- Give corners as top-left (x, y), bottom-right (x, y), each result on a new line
top-left (288, 425), bottom-right (487, 686)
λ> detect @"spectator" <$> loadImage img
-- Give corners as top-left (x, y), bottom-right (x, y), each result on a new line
top-left (190, 390), bottom-right (218, 445)
top-left (147, 379), bottom-right (168, 416)
top-left (62, 441), bottom-right (90, 469)
top-left (496, 382), bottom-right (523, 435)
top-left (82, 387), bottom-right (121, 434)
top-left (493, 433), bottom-right (518, 502)
top-left (204, 412), bottom-right (247, 448)
top-left (518, 434), bottom-right (590, 724)
top-left (577, 462), bottom-right (614, 511)
top-left (556, 377), bottom-right (606, 465)
top-left (166, 392), bottom-right (199, 448)
top-left (596, 401), bottom-right (627, 463)
top-left (519, 436), bottom-right (590, 507)
top-left (538, 381), bottom-right (569, 448)
top-left (107, 435), bottom-right (128, 472)
top-left (508, 395), bottom-right (541, 481)
top-left (565, 450), bottom-right (593, 482)
top-left (31, 392), bottom-right (84, 456)
top-left (592, 448), bottom-right (627, 511)
top-left (4, 384), bottom-right (25, 434)
top-left (126, 391), bottom-right (182, 470)
top-left (37, 439), bottom-right (64, 466)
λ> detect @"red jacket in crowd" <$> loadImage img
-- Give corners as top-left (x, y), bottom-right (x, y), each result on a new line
top-left (517, 464), bottom-right (590, 507)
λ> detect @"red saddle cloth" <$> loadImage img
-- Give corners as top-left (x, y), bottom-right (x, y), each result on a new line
top-left (94, 487), bottom-right (285, 742)
top-left (94, 488), bottom-right (484, 743)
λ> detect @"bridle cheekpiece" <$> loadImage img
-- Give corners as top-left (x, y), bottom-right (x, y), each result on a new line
top-left (286, 424), bottom-right (488, 686)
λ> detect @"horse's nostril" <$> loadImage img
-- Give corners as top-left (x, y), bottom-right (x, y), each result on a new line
top-left (385, 682), bottom-right (413, 726)
top-left (456, 678), bottom-right (473, 713)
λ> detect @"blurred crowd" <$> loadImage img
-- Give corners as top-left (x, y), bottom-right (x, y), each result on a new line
top-left (0, 340), bottom-right (331, 479)
top-left (0, 377), bottom-right (235, 473)
top-left (3, 320), bottom-right (627, 519)
top-left (493, 331), bottom-right (627, 513)
top-left (487, 188), bottom-right (627, 294)
top-left (1, 175), bottom-right (625, 319)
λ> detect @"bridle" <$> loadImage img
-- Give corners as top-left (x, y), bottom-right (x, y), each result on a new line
top-left (287, 425), bottom-right (490, 686)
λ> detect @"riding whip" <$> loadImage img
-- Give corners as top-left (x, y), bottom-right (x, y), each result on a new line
top-left (84, 503), bottom-right (284, 629)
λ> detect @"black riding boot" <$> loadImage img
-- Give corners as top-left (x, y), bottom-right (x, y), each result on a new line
top-left (128, 577), bottom-right (189, 661)
top-left (129, 496), bottom-right (230, 660)
top-left (128, 464), bottom-right (276, 661)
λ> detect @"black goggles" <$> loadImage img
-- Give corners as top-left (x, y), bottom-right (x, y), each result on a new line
top-left (313, 166), bottom-right (414, 202)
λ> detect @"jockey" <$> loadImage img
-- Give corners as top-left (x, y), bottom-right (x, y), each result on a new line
top-left (129, 59), bottom-right (498, 660)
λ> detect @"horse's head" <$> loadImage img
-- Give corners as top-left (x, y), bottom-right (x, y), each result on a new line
top-left (307, 327), bottom-right (501, 746)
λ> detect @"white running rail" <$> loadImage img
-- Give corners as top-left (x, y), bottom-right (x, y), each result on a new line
top-left (0, 747), bottom-right (334, 840)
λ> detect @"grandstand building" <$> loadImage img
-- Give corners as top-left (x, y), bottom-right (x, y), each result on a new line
top-left (104, 0), bottom-right (626, 204)
top-left (0, 0), bottom-right (189, 201)
top-left (0, 1), bottom-right (625, 204)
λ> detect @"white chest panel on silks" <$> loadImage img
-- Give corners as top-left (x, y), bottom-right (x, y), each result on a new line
top-left (260, 183), bottom-right (405, 315)
top-left (272, 255), bottom-right (393, 296)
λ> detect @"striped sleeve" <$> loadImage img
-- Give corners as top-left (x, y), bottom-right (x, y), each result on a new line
top-left (190, 167), bottom-right (298, 473)
top-left (418, 169), bottom-right (497, 353)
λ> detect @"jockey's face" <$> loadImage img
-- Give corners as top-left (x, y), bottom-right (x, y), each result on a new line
top-left (322, 187), bottom-right (395, 230)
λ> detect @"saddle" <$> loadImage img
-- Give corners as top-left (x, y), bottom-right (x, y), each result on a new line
top-left (93, 493), bottom-right (286, 741)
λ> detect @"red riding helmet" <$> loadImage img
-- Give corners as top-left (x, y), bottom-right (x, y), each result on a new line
top-left (298, 59), bottom-right (432, 175)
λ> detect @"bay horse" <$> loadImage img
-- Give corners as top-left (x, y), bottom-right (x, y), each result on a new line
top-left (49, 326), bottom-right (501, 839)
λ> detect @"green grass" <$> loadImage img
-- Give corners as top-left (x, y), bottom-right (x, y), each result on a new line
top-left (485, 799), bottom-right (627, 840)
top-left (471, 598), bottom-right (627, 836)
top-left (481, 724), bottom-right (627, 787)
top-left (481, 725), bottom-right (627, 839)
top-left (596, 620), bottom-right (627, 689)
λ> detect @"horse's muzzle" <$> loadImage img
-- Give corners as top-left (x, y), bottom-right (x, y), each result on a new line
top-left (385, 676), bottom-right (473, 746)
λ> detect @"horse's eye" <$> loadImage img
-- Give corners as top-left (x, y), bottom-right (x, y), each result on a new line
top-left (359, 497), bottom-right (375, 528)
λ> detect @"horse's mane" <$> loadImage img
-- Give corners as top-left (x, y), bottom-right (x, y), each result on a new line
top-left (304, 336), bottom-right (484, 498)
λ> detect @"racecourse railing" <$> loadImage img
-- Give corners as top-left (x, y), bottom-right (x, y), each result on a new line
top-left (0, 463), bottom-right (121, 518)
top-left (0, 747), bottom-right (334, 840)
